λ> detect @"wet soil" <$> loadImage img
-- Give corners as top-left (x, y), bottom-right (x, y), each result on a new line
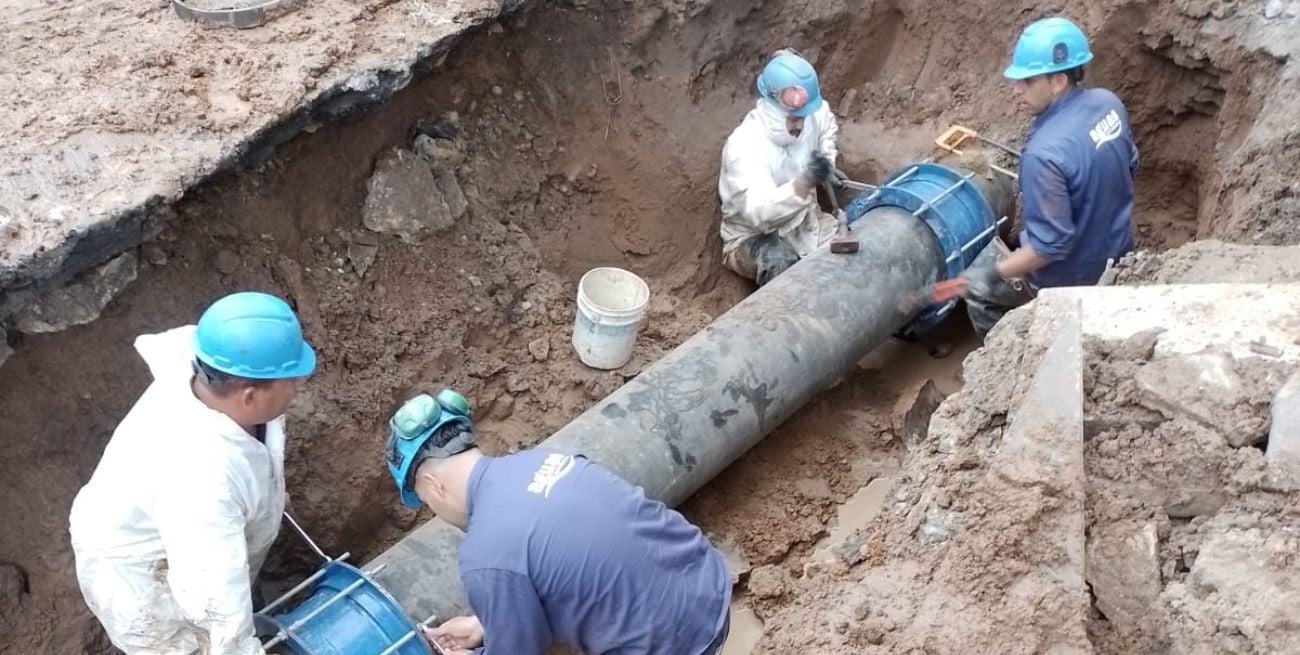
top-left (2, 0), bottom-right (1300, 652)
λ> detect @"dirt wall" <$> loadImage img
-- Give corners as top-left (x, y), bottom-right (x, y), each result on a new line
top-left (2, 0), bottom-right (1299, 653)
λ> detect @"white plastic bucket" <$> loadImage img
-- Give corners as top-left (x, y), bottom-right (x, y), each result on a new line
top-left (572, 267), bottom-right (650, 370)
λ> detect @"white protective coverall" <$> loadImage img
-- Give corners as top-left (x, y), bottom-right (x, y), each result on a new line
top-left (69, 326), bottom-right (285, 655)
top-left (718, 98), bottom-right (840, 280)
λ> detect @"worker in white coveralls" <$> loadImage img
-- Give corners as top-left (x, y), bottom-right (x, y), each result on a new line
top-left (719, 48), bottom-right (839, 286)
top-left (69, 291), bottom-right (316, 654)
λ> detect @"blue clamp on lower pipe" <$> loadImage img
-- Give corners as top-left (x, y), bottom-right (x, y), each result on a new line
top-left (843, 162), bottom-right (1000, 336)
top-left (255, 561), bottom-right (432, 655)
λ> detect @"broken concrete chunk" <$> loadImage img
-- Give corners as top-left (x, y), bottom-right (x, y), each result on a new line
top-left (1135, 419), bottom-right (1231, 518)
top-left (1177, 515), bottom-right (1300, 653)
top-left (893, 379), bottom-right (947, 452)
top-left (1249, 339), bottom-right (1284, 358)
top-left (928, 405), bottom-right (963, 455)
top-left (1115, 327), bottom-right (1165, 361)
top-left (1135, 351), bottom-right (1263, 447)
top-left (1086, 521), bottom-right (1162, 634)
top-left (917, 505), bottom-right (956, 545)
top-left (1263, 0), bottom-right (1299, 19)
top-left (1266, 372), bottom-right (1300, 473)
top-left (362, 149), bottom-right (461, 243)
top-left (12, 251), bottom-right (138, 334)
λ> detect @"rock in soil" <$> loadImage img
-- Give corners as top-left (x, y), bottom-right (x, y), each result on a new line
top-left (363, 148), bottom-right (461, 242)
top-left (214, 249), bottom-right (241, 275)
top-left (346, 232), bottom-right (380, 278)
top-left (528, 337), bottom-right (550, 362)
top-left (12, 251), bottom-right (139, 334)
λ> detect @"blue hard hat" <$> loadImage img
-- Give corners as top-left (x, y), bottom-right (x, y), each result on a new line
top-left (386, 389), bottom-right (475, 508)
top-left (1003, 17), bottom-right (1094, 80)
top-left (756, 51), bottom-right (823, 118)
top-left (193, 291), bottom-right (316, 380)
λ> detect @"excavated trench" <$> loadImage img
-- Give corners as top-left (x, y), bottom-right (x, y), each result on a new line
top-left (1, 1), bottom-right (1296, 653)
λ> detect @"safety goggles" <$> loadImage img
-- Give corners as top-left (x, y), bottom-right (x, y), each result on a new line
top-left (390, 389), bottom-right (471, 442)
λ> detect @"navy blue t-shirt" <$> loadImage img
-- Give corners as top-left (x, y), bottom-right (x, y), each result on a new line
top-left (458, 450), bottom-right (731, 655)
top-left (1018, 87), bottom-right (1139, 287)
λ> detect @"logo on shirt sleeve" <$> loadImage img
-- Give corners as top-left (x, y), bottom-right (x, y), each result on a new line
top-left (1089, 109), bottom-right (1123, 149)
top-left (527, 453), bottom-right (576, 498)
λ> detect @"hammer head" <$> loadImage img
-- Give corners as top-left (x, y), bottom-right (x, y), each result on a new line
top-left (830, 235), bottom-right (859, 254)
top-left (829, 207), bottom-right (858, 253)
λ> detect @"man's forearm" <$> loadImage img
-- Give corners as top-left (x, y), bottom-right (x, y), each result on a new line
top-left (996, 244), bottom-right (1050, 280)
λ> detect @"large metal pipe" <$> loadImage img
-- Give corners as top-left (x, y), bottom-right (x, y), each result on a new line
top-left (368, 165), bottom-right (1015, 623)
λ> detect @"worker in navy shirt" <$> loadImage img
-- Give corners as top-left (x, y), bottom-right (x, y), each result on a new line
top-left (383, 390), bottom-right (732, 655)
top-left (944, 16), bottom-right (1139, 337)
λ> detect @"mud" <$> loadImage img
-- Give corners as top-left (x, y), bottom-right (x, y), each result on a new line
top-left (3, 0), bottom-right (1300, 653)
top-left (751, 308), bottom-right (1093, 654)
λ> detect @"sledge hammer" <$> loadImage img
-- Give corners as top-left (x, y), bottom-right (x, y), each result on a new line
top-left (823, 180), bottom-right (859, 254)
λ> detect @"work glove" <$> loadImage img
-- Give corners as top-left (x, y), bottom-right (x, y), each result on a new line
top-left (802, 150), bottom-right (833, 187)
top-left (930, 260), bottom-right (1006, 304)
top-left (962, 259), bottom-right (1005, 300)
top-left (832, 166), bottom-right (849, 191)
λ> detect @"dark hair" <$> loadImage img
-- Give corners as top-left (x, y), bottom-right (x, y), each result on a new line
top-left (411, 422), bottom-right (477, 478)
top-left (192, 359), bottom-right (272, 397)
top-left (1061, 66), bottom-right (1085, 85)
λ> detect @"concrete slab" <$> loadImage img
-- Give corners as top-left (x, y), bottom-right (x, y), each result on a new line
top-left (0, 0), bottom-right (522, 318)
top-left (988, 296), bottom-right (1090, 652)
top-left (993, 296), bottom-right (1085, 490)
top-left (1039, 284), bottom-right (1300, 363)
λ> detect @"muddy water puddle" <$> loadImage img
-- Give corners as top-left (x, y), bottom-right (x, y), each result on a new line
top-left (810, 476), bottom-right (895, 564)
